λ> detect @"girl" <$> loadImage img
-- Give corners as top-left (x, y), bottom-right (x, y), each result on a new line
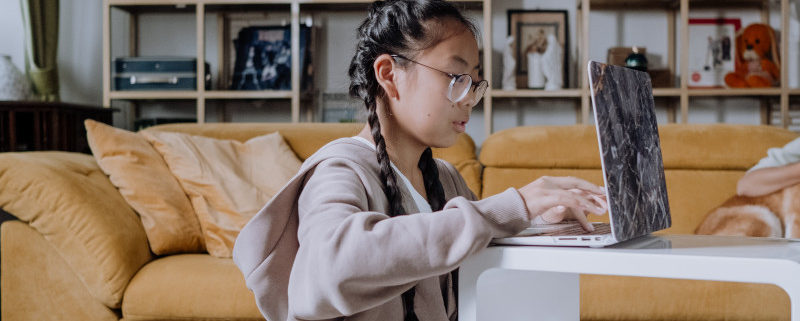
top-left (233, 1), bottom-right (607, 320)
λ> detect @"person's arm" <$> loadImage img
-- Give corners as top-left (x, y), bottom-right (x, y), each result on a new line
top-left (737, 162), bottom-right (800, 197)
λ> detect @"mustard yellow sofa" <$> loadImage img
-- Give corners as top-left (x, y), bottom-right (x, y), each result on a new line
top-left (0, 122), bottom-right (796, 321)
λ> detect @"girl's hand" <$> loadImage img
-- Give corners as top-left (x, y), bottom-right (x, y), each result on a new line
top-left (517, 176), bottom-right (608, 232)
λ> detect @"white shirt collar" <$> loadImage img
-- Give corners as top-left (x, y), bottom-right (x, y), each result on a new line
top-left (350, 136), bottom-right (433, 213)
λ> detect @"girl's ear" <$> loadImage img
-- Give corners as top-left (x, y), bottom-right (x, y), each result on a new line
top-left (374, 54), bottom-right (399, 100)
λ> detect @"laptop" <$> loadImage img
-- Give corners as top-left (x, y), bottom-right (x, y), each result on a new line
top-left (493, 61), bottom-right (672, 248)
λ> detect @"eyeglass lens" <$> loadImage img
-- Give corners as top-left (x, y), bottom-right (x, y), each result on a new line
top-left (449, 75), bottom-right (487, 107)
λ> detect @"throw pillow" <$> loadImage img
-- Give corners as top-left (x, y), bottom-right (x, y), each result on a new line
top-left (695, 184), bottom-right (800, 238)
top-left (84, 119), bottom-right (205, 255)
top-left (141, 130), bottom-right (302, 258)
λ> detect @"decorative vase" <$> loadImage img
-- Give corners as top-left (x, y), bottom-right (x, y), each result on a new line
top-left (527, 52), bottom-right (545, 89)
top-left (0, 55), bottom-right (33, 101)
top-left (624, 46), bottom-right (648, 72)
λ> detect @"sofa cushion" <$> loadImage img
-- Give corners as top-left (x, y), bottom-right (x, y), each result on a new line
top-left (658, 124), bottom-right (797, 170)
top-left (142, 130), bottom-right (302, 258)
top-left (148, 122), bottom-right (483, 196)
top-left (0, 152), bottom-right (152, 308)
top-left (1, 221), bottom-right (120, 321)
top-left (480, 125), bottom-right (601, 169)
top-left (480, 124), bottom-right (798, 170)
top-left (147, 122), bottom-right (363, 160)
top-left (85, 119), bottom-right (205, 255)
top-left (122, 254), bottom-right (262, 321)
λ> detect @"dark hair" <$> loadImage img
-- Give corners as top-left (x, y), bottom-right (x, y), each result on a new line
top-left (349, 0), bottom-right (476, 216)
top-left (347, 1), bottom-right (477, 319)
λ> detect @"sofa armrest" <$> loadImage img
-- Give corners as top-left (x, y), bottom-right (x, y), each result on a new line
top-left (0, 152), bottom-right (152, 309)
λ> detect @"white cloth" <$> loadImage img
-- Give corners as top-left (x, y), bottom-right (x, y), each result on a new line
top-left (350, 136), bottom-right (433, 213)
top-left (749, 137), bottom-right (800, 172)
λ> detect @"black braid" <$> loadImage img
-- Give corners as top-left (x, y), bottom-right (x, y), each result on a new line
top-left (347, 1), bottom-right (476, 319)
top-left (418, 147), bottom-right (445, 211)
top-left (367, 100), bottom-right (405, 217)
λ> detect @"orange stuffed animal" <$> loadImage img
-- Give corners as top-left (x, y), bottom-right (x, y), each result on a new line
top-left (724, 23), bottom-right (780, 88)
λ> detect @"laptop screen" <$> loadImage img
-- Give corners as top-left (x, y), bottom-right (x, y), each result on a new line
top-left (588, 61), bottom-right (672, 241)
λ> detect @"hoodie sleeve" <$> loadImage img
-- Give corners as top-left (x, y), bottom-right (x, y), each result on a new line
top-left (287, 158), bottom-right (529, 319)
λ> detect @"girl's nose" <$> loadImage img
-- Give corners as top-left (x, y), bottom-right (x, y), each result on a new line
top-left (456, 97), bottom-right (473, 110)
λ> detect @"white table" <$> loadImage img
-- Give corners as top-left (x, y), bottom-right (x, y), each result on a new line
top-left (458, 234), bottom-right (800, 321)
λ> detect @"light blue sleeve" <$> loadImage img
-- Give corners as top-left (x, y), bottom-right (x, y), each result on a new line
top-left (749, 137), bottom-right (800, 172)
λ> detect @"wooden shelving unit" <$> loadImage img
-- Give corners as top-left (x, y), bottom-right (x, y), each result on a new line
top-left (101, 0), bottom-right (492, 133)
top-left (492, 89), bottom-right (584, 98)
top-left (572, 0), bottom-right (795, 127)
top-left (102, 0), bottom-right (798, 137)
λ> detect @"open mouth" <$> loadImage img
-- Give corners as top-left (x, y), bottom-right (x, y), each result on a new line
top-left (453, 120), bottom-right (467, 132)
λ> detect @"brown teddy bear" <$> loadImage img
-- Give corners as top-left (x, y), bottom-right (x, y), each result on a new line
top-left (724, 23), bottom-right (781, 88)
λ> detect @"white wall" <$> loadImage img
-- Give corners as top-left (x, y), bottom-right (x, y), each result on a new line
top-left (1, 1), bottom-right (797, 144)
top-left (0, 0), bottom-right (102, 107)
top-left (0, 1), bottom-right (26, 76)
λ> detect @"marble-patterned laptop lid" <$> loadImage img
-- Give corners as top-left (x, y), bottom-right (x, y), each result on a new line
top-left (588, 61), bottom-right (672, 242)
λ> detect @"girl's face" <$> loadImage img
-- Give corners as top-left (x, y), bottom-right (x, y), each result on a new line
top-left (390, 22), bottom-right (481, 148)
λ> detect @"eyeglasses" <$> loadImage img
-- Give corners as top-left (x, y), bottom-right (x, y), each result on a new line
top-left (391, 54), bottom-right (488, 108)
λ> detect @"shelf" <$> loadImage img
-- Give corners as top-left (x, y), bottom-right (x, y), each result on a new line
top-left (204, 0), bottom-right (292, 4)
top-left (110, 0), bottom-right (288, 4)
top-left (790, 89), bottom-right (800, 95)
top-left (491, 88), bottom-right (682, 98)
top-left (204, 3), bottom-right (291, 11)
top-left (204, 90), bottom-right (293, 99)
top-left (687, 88), bottom-right (782, 97)
top-left (492, 89), bottom-right (583, 98)
top-left (109, 0), bottom-right (197, 5)
top-left (108, 90), bottom-right (298, 100)
top-left (297, 0), bottom-right (482, 11)
top-left (689, 0), bottom-right (767, 8)
top-left (110, 0), bottom-right (481, 5)
top-left (109, 91), bottom-right (199, 100)
top-left (652, 88), bottom-right (681, 97)
top-left (587, 0), bottom-right (678, 9)
top-left (586, 0), bottom-right (767, 10)
top-left (108, 2), bottom-right (197, 14)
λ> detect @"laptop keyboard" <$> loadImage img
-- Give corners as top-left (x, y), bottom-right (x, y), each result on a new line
top-left (518, 223), bottom-right (612, 237)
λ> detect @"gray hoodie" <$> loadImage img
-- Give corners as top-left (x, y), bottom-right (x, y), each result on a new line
top-left (233, 138), bottom-right (530, 321)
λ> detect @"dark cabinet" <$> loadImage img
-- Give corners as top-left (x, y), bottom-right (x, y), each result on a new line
top-left (0, 101), bottom-right (114, 154)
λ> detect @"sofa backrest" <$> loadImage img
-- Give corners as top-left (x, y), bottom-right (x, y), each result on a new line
top-left (147, 122), bottom-right (482, 195)
top-left (480, 124), bottom-right (798, 234)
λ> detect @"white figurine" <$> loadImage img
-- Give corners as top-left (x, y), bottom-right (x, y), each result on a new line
top-left (525, 29), bottom-right (548, 89)
top-left (502, 36), bottom-right (516, 90)
top-left (540, 33), bottom-right (563, 90)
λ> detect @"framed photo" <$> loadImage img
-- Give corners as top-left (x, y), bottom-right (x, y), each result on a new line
top-left (229, 25), bottom-right (311, 91)
top-left (688, 18), bottom-right (741, 88)
top-left (508, 10), bottom-right (569, 89)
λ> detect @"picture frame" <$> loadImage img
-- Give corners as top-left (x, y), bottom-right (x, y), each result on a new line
top-left (687, 18), bottom-right (741, 88)
top-left (507, 9), bottom-right (569, 89)
top-left (229, 25), bottom-right (311, 91)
